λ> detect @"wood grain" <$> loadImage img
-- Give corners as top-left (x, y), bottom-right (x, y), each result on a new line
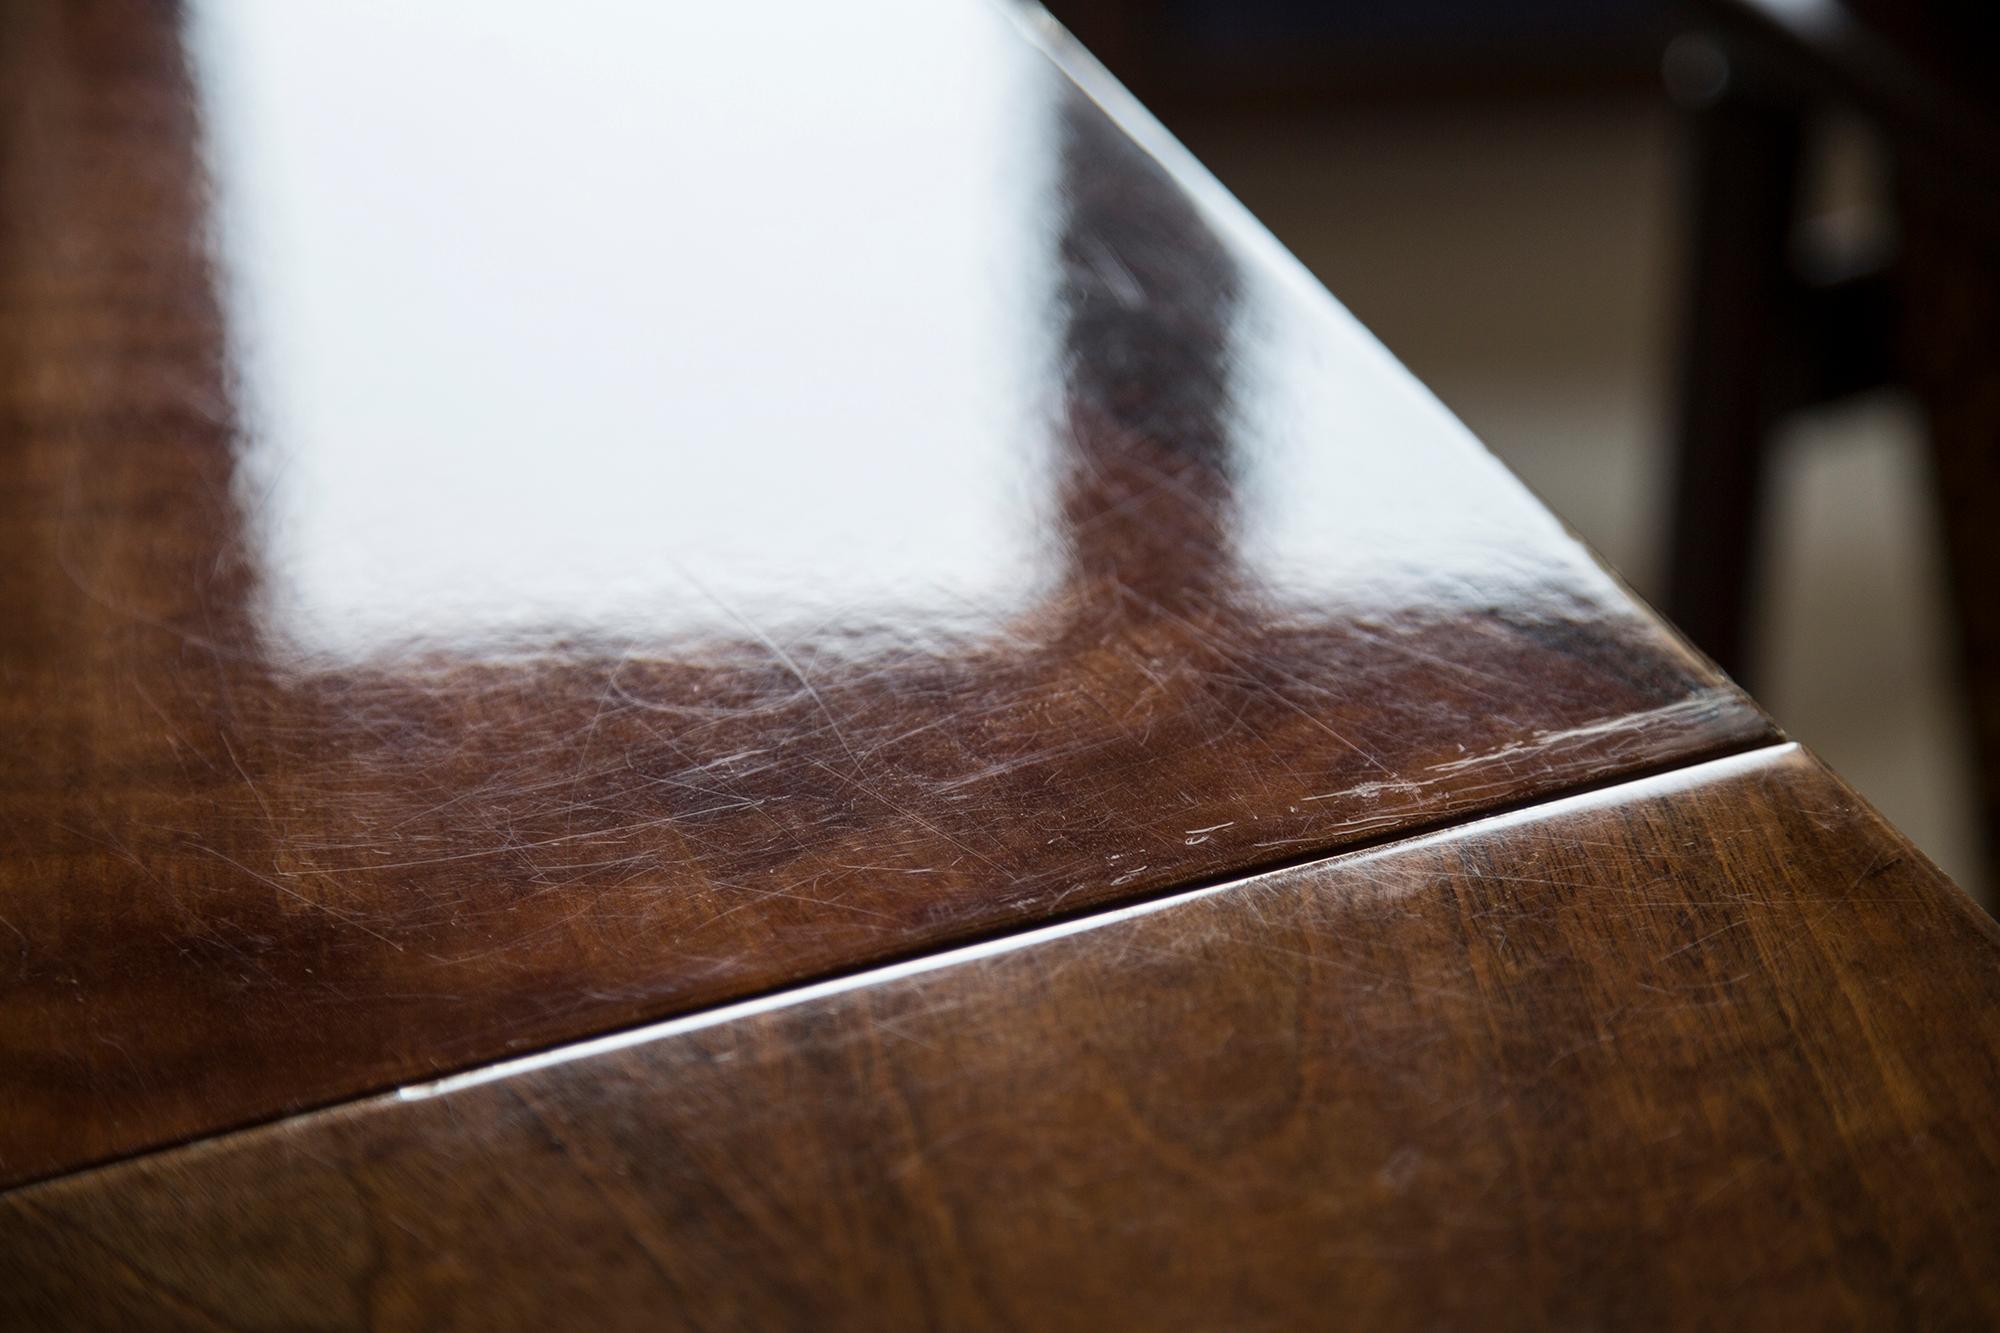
top-left (6, 744), bottom-right (1996, 1329)
top-left (0, 0), bottom-right (1770, 1185)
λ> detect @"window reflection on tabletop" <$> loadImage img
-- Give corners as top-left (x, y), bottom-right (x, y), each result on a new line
top-left (0, 0), bottom-right (1768, 1186)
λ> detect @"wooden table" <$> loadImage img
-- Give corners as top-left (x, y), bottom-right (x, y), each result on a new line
top-left (1, 0), bottom-right (1995, 1326)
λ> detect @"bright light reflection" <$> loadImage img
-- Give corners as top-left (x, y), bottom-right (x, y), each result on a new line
top-left (185, 0), bottom-right (1057, 665)
top-left (1229, 277), bottom-right (1603, 616)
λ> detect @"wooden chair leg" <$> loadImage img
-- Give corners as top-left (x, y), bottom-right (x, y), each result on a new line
top-left (1663, 54), bottom-right (1806, 684)
top-left (1899, 189), bottom-right (2000, 878)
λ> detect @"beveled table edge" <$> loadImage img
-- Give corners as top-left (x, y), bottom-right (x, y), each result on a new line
top-left (6, 738), bottom-right (1900, 1202)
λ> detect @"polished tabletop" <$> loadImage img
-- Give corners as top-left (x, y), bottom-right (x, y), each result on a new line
top-left (11, 746), bottom-right (1999, 1329)
top-left (0, 0), bottom-right (1773, 1187)
top-left (6, 0), bottom-right (2000, 1325)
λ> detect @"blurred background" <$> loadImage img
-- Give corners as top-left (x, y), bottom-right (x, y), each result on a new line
top-left (1047, 0), bottom-right (1988, 908)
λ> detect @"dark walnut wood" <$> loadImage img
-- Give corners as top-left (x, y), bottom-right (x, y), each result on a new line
top-left (6, 744), bottom-right (1997, 1329)
top-left (0, 0), bottom-right (1771, 1186)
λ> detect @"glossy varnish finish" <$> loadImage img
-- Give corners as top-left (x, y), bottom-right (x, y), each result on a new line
top-left (7, 746), bottom-right (1997, 1329)
top-left (0, 0), bottom-right (1770, 1185)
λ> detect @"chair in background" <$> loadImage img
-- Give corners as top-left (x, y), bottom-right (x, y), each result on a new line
top-left (1663, 0), bottom-right (2000, 873)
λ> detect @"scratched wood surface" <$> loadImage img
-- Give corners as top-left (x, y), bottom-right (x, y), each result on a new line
top-left (6, 745), bottom-right (1996, 1329)
top-left (0, 0), bottom-right (1775, 1187)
